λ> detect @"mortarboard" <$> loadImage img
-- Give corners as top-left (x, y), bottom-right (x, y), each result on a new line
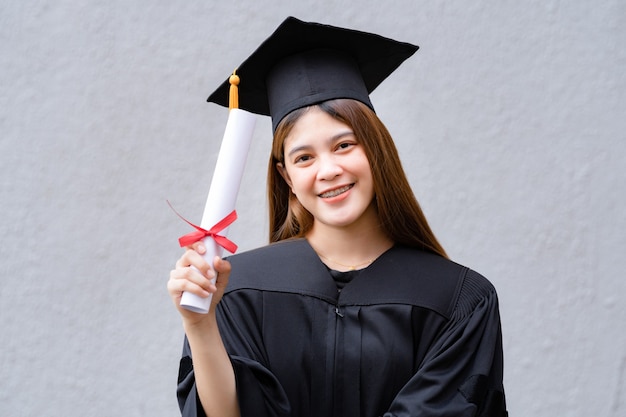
top-left (207, 16), bottom-right (419, 132)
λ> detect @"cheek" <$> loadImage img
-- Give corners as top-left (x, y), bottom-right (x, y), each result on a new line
top-left (288, 172), bottom-right (308, 193)
top-left (360, 164), bottom-right (376, 195)
top-left (281, 166), bottom-right (300, 190)
top-left (278, 163), bottom-right (297, 189)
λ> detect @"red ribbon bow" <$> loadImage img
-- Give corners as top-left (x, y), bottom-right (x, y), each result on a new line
top-left (167, 201), bottom-right (238, 253)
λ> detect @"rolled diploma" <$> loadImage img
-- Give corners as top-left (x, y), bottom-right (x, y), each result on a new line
top-left (180, 108), bottom-right (256, 313)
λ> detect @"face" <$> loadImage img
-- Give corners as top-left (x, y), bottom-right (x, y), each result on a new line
top-left (277, 106), bottom-right (377, 232)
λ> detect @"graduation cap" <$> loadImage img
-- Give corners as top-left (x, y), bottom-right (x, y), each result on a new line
top-left (207, 16), bottom-right (419, 131)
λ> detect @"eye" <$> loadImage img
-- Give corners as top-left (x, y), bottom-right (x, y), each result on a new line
top-left (335, 141), bottom-right (357, 152)
top-left (294, 154), bottom-right (313, 164)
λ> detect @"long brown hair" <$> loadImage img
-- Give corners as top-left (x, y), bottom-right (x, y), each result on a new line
top-left (267, 99), bottom-right (447, 258)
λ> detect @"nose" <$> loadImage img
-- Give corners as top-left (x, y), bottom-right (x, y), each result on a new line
top-left (316, 154), bottom-right (343, 181)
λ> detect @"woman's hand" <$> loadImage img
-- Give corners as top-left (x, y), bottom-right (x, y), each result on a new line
top-left (167, 241), bottom-right (232, 325)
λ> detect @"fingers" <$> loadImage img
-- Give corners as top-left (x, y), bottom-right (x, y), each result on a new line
top-left (170, 243), bottom-right (215, 299)
top-left (212, 257), bottom-right (232, 292)
top-left (168, 243), bottom-right (233, 311)
top-left (176, 243), bottom-right (210, 274)
top-left (190, 241), bottom-right (207, 255)
top-left (213, 256), bottom-right (232, 275)
top-left (169, 264), bottom-right (215, 297)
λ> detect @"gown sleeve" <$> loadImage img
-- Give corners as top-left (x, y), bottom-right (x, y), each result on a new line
top-left (175, 292), bottom-right (291, 417)
top-left (176, 338), bottom-right (205, 417)
top-left (384, 269), bottom-right (507, 417)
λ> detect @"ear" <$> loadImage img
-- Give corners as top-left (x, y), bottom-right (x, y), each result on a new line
top-left (276, 162), bottom-right (293, 189)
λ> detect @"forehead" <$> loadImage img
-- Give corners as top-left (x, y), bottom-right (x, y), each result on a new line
top-left (283, 107), bottom-right (353, 148)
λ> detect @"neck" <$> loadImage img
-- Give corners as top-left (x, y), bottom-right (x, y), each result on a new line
top-left (306, 220), bottom-right (393, 271)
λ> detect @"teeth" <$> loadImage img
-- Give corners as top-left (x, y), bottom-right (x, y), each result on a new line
top-left (320, 185), bottom-right (353, 198)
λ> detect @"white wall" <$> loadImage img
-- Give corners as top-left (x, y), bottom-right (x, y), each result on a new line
top-left (1, 1), bottom-right (624, 416)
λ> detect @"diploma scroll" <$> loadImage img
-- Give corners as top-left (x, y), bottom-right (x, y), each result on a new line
top-left (180, 108), bottom-right (256, 314)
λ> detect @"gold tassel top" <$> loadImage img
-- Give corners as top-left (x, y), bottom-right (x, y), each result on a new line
top-left (228, 70), bottom-right (240, 110)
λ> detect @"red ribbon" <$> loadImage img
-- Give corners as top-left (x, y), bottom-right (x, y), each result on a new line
top-left (167, 201), bottom-right (238, 253)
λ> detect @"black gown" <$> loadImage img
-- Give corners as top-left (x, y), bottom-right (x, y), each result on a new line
top-left (177, 238), bottom-right (507, 417)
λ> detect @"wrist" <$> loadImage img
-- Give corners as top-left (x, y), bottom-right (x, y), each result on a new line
top-left (182, 312), bottom-right (218, 334)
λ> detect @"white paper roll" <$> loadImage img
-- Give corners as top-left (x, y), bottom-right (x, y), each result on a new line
top-left (180, 108), bottom-right (257, 313)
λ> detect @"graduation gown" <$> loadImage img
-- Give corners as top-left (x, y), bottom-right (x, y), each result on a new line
top-left (177, 238), bottom-right (507, 417)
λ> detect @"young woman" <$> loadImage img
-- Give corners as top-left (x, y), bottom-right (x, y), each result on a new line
top-left (168, 17), bottom-right (507, 417)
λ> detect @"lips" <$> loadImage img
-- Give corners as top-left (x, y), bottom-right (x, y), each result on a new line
top-left (318, 184), bottom-right (354, 198)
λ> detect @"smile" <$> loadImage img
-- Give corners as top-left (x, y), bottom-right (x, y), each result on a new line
top-left (319, 184), bottom-right (354, 198)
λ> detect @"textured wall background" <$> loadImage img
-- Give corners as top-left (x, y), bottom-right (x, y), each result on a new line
top-left (1, 1), bottom-right (624, 416)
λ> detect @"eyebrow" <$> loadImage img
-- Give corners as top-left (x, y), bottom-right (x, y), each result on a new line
top-left (286, 130), bottom-right (355, 158)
